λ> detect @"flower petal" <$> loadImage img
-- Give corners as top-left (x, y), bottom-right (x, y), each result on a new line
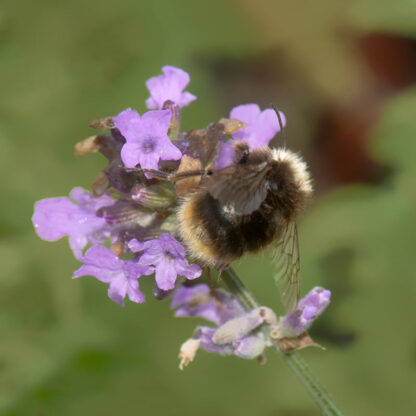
top-left (230, 104), bottom-right (261, 134)
top-left (113, 108), bottom-right (141, 140)
top-left (69, 187), bottom-right (114, 211)
top-left (155, 260), bottom-right (178, 290)
top-left (108, 272), bottom-right (129, 306)
top-left (126, 277), bottom-right (146, 304)
top-left (120, 142), bottom-right (143, 168)
top-left (80, 245), bottom-right (124, 270)
top-left (140, 109), bottom-right (171, 137)
top-left (32, 190), bottom-right (109, 259)
top-left (32, 197), bottom-right (81, 242)
top-left (171, 284), bottom-right (210, 308)
top-left (73, 264), bottom-right (114, 283)
top-left (229, 103), bottom-right (285, 149)
top-left (145, 66), bottom-right (196, 109)
top-left (176, 261), bottom-right (202, 280)
top-left (215, 141), bottom-right (234, 169)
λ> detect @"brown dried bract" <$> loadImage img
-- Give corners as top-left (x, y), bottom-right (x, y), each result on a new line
top-left (277, 333), bottom-right (325, 354)
top-left (89, 116), bottom-right (114, 130)
top-left (75, 135), bottom-right (102, 156)
top-left (218, 118), bottom-right (247, 134)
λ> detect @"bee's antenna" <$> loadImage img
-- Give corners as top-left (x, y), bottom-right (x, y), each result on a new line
top-left (270, 104), bottom-right (286, 148)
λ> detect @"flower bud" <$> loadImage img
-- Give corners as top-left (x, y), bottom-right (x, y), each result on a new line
top-left (131, 182), bottom-right (176, 210)
top-left (276, 287), bottom-right (331, 338)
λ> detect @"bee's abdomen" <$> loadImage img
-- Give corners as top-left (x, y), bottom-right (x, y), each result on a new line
top-left (196, 193), bottom-right (245, 258)
top-left (177, 192), bottom-right (279, 268)
top-left (177, 193), bottom-right (245, 268)
top-left (240, 210), bottom-right (278, 252)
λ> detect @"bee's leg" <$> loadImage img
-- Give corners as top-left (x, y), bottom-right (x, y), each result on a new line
top-left (123, 167), bottom-right (170, 180)
top-left (169, 169), bottom-right (212, 182)
top-left (145, 169), bottom-right (212, 182)
top-left (143, 169), bottom-right (170, 180)
top-left (216, 266), bottom-right (224, 283)
top-left (124, 167), bottom-right (212, 182)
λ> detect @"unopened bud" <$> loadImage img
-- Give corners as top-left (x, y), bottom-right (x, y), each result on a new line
top-left (131, 182), bottom-right (176, 209)
top-left (276, 287), bottom-right (331, 339)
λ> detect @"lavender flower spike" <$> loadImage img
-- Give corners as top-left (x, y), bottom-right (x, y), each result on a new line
top-left (32, 187), bottom-right (114, 259)
top-left (113, 108), bottom-right (182, 170)
top-left (146, 65), bottom-right (196, 110)
top-left (73, 245), bottom-right (154, 306)
top-left (275, 287), bottom-right (331, 339)
top-left (128, 234), bottom-right (202, 291)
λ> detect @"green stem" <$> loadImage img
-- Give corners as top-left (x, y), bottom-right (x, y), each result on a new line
top-left (221, 267), bottom-right (343, 416)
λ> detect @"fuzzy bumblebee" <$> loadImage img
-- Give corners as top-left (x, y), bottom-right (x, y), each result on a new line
top-left (146, 132), bottom-right (312, 313)
top-left (178, 141), bottom-right (312, 270)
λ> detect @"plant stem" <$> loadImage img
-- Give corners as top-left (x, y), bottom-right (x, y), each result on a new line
top-left (221, 267), bottom-right (343, 416)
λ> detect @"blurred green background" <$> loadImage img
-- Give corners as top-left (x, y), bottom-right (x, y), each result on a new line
top-left (1, 0), bottom-right (416, 414)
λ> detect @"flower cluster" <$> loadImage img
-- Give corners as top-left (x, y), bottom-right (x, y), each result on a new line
top-left (32, 65), bottom-right (330, 366)
top-left (173, 284), bottom-right (330, 368)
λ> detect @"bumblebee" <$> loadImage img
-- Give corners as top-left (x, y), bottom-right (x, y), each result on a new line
top-left (145, 110), bottom-right (312, 312)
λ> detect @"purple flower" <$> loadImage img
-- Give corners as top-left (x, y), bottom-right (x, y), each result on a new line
top-left (276, 287), bottom-right (331, 338)
top-left (113, 108), bottom-right (182, 170)
top-left (145, 66), bottom-right (196, 110)
top-left (128, 234), bottom-right (201, 291)
top-left (171, 284), bottom-right (245, 325)
top-left (230, 104), bottom-right (285, 147)
top-left (73, 245), bottom-right (154, 306)
top-left (172, 284), bottom-right (275, 364)
top-left (217, 104), bottom-right (286, 168)
top-left (32, 187), bottom-right (114, 259)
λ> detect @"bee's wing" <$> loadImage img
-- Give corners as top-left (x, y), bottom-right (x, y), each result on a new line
top-left (207, 163), bottom-right (270, 215)
top-left (273, 221), bottom-right (300, 314)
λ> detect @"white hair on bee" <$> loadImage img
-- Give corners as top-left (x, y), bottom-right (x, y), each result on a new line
top-left (271, 147), bottom-right (313, 196)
